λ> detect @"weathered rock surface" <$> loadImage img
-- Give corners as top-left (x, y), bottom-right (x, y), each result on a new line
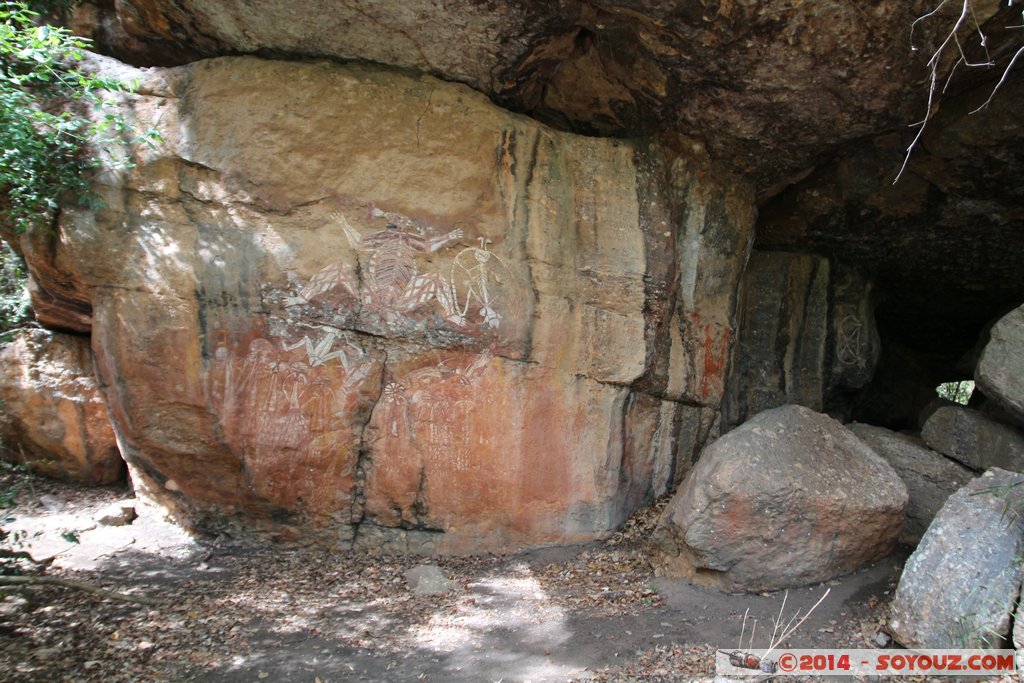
top-left (921, 406), bottom-right (1024, 473)
top-left (0, 329), bottom-right (123, 485)
top-left (721, 251), bottom-right (879, 429)
top-left (14, 55), bottom-right (753, 552)
top-left (758, 78), bottom-right (1024, 368)
top-left (847, 423), bottom-right (973, 544)
top-left (889, 468), bottom-right (1024, 649)
top-left (62, 1), bottom-right (1024, 464)
top-left (1016, 600), bottom-right (1024, 650)
top-left (651, 405), bottom-right (907, 592)
top-left (404, 564), bottom-right (455, 597)
top-left (976, 304), bottom-right (1024, 425)
top-left (75, 0), bottom-right (1006, 197)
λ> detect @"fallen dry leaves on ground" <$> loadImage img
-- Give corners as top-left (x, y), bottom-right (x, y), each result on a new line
top-left (0, 476), bottom-right (902, 682)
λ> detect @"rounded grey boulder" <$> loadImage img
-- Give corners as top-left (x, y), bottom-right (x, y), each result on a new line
top-left (651, 405), bottom-right (907, 592)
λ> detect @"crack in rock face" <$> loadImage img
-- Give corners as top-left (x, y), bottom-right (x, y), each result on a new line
top-left (7, 2), bottom-right (1022, 566)
top-left (11, 54), bottom-right (753, 552)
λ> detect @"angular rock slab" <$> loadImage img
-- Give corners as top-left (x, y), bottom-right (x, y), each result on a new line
top-left (17, 55), bottom-right (754, 550)
top-left (0, 330), bottom-right (123, 484)
top-left (848, 423), bottom-right (973, 544)
top-left (921, 406), bottom-right (1024, 473)
top-left (889, 468), bottom-right (1024, 649)
top-left (405, 565), bottom-right (454, 596)
top-left (977, 304), bottom-right (1024, 425)
top-left (651, 405), bottom-right (907, 592)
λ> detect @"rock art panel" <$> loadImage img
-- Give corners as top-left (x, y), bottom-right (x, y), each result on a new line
top-left (205, 323), bottom-right (383, 523)
top-left (721, 251), bottom-right (879, 430)
top-left (17, 55), bottom-right (754, 550)
top-left (0, 330), bottom-right (124, 485)
top-left (360, 350), bottom-right (651, 552)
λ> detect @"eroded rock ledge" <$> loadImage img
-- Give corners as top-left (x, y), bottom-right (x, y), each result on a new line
top-left (74, 0), bottom-right (1024, 197)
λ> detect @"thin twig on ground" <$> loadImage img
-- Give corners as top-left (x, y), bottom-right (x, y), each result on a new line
top-left (0, 574), bottom-right (159, 606)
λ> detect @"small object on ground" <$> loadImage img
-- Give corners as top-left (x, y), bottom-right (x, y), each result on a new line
top-left (31, 647), bottom-right (61, 661)
top-left (38, 494), bottom-right (65, 512)
top-left (96, 500), bottom-right (137, 526)
top-left (0, 594), bottom-right (29, 618)
top-left (404, 564), bottom-right (455, 596)
top-left (874, 629), bottom-right (892, 647)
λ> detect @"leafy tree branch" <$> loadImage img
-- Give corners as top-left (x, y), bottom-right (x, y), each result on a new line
top-left (0, 0), bottom-right (159, 234)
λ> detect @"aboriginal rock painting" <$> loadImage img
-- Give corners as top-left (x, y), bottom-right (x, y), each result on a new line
top-left (836, 314), bottom-right (865, 368)
top-left (377, 352), bottom-right (494, 469)
top-left (363, 348), bottom-right (519, 531)
top-left (206, 323), bottom-right (378, 515)
top-left (688, 312), bottom-right (731, 403)
top-left (283, 207), bottom-right (524, 340)
top-left (202, 205), bottom-right (526, 514)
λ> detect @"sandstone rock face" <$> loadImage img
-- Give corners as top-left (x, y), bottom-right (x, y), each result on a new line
top-left (651, 405), bottom-right (907, 592)
top-left (758, 78), bottom-right (1024, 369)
top-left (921, 406), bottom-right (1024, 473)
top-left (67, 2), bottom-right (1024, 465)
top-left (76, 0), bottom-right (996, 196)
top-left (848, 423), bottom-right (973, 544)
top-left (16, 55), bottom-right (753, 552)
top-left (889, 468), bottom-right (1024, 649)
top-left (0, 330), bottom-right (123, 484)
top-left (721, 251), bottom-right (879, 429)
top-left (976, 304), bottom-right (1024, 424)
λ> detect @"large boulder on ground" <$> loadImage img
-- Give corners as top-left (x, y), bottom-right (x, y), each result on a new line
top-left (889, 468), bottom-right (1024, 649)
top-left (976, 305), bottom-right (1024, 425)
top-left (0, 329), bottom-right (124, 484)
top-left (13, 54), bottom-right (755, 552)
top-left (921, 406), bottom-right (1024, 473)
top-left (651, 405), bottom-right (907, 592)
top-left (848, 423), bottom-right (974, 544)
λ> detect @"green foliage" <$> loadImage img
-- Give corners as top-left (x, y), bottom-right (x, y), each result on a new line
top-left (0, 462), bottom-right (28, 553)
top-left (0, 0), bottom-right (158, 234)
top-left (0, 238), bottom-right (29, 336)
top-left (936, 380), bottom-right (974, 405)
top-left (0, 461), bottom-right (25, 510)
top-left (972, 479), bottom-right (1024, 525)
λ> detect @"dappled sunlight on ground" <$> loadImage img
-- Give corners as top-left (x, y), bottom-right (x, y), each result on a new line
top-left (2, 476), bottom-right (200, 574)
top-left (409, 565), bottom-right (594, 681)
top-left (1, 475), bottom-right (907, 682)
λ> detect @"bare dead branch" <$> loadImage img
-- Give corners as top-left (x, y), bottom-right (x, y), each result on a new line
top-left (894, 66), bottom-right (939, 183)
top-left (895, 0), bottom-right (1015, 183)
top-left (911, 0), bottom-right (951, 50)
top-left (971, 41), bottom-right (1024, 112)
top-left (0, 574), bottom-right (159, 606)
top-left (0, 548), bottom-right (52, 566)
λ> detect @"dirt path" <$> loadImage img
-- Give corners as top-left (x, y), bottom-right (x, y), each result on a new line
top-left (0, 476), bottom-right (903, 682)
